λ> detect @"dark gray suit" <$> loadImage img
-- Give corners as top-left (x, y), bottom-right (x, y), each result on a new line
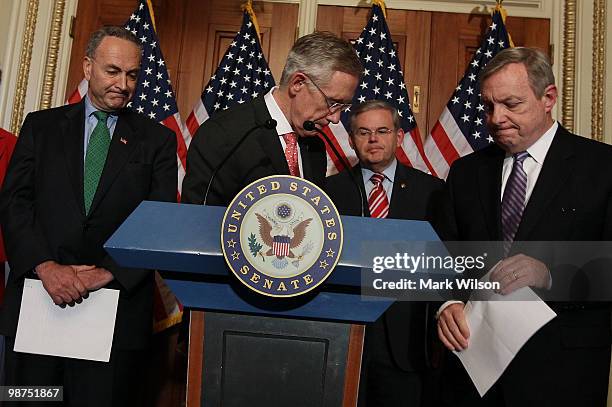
top-left (182, 96), bottom-right (327, 206)
top-left (0, 100), bottom-right (177, 405)
top-left (326, 162), bottom-right (444, 406)
top-left (437, 125), bottom-right (612, 406)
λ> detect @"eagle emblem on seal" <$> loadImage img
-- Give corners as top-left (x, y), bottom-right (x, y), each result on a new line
top-left (252, 202), bottom-right (314, 270)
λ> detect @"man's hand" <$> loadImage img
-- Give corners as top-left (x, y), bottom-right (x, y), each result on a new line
top-left (490, 254), bottom-right (551, 295)
top-left (75, 267), bottom-right (114, 291)
top-left (437, 302), bottom-right (470, 351)
top-left (35, 261), bottom-right (91, 305)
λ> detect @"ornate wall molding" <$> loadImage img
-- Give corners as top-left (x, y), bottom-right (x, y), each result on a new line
top-left (561, 0), bottom-right (576, 132)
top-left (591, 0), bottom-right (606, 142)
top-left (10, 0), bottom-right (38, 135)
top-left (39, 0), bottom-right (66, 110)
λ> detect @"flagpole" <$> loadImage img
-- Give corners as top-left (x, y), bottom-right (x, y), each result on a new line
top-left (242, 0), bottom-right (262, 39)
top-left (146, 0), bottom-right (157, 31)
top-left (495, 0), bottom-right (515, 47)
top-left (371, 0), bottom-right (387, 19)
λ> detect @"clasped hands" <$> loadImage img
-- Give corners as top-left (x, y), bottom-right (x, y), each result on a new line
top-left (35, 260), bottom-right (114, 306)
top-left (437, 254), bottom-right (551, 351)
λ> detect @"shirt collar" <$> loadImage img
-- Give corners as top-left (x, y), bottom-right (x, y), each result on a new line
top-left (264, 87), bottom-right (293, 136)
top-left (84, 94), bottom-right (119, 119)
top-left (523, 121), bottom-right (558, 164)
top-left (361, 158), bottom-right (397, 184)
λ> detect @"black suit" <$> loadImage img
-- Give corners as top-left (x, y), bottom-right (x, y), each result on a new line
top-left (182, 96), bottom-right (327, 206)
top-left (326, 162), bottom-right (444, 406)
top-left (437, 125), bottom-right (612, 406)
top-left (0, 101), bottom-right (177, 405)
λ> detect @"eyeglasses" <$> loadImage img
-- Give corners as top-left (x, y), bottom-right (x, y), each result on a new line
top-left (354, 128), bottom-right (395, 138)
top-left (302, 73), bottom-right (352, 114)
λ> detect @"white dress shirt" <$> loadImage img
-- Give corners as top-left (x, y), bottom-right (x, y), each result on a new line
top-left (264, 87), bottom-right (303, 177)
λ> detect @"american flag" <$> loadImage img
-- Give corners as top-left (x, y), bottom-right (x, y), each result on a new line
top-left (185, 9), bottom-right (275, 138)
top-left (335, 3), bottom-right (433, 175)
top-left (66, 0), bottom-right (183, 332)
top-left (424, 7), bottom-right (511, 179)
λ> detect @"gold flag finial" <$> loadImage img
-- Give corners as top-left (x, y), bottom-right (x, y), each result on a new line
top-left (494, 0), bottom-right (515, 48)
top-left (372, 0), bottom-right (387, 19)
top-left (241, 0), bottom-right (262, 39)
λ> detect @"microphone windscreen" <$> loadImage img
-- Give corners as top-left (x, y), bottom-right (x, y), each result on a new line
top-left (264, 119), bottom-right (277, 129)
top-left (303, 120), bottom-right (316, 131)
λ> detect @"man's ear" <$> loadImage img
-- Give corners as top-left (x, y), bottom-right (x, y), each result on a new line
top-left (396, 128), bottom-right (405, 149)
top-left (83, 56), bottom-right (93, 81)
top-left (541, 84), bottom-right (558, 113)
top-left (286, 72), bottom-right (307, 97)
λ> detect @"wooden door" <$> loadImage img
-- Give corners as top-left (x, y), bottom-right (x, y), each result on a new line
top-left (65, 0), bottom-right (298, 118)
top-left (316, 5), bottom-right (550, 137)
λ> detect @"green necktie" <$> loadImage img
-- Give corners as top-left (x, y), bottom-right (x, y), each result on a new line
top-left (84, 111), bottom-right (111, 214)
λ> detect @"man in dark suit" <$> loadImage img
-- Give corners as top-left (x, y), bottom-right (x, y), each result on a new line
top-left (0, 26), bottom-right (177, 405)
top-left (181, 31), bottom-right (362, 206)
top-left (326, 100), bottom-right (444, 406)
top-left (436, 47), bottom-right (612, 406)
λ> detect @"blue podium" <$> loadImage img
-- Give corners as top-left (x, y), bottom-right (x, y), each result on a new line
top-left (105, 201), bottom-right (440, 406)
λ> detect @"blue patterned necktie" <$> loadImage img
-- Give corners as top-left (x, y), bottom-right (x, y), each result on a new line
top-left (501, 151), bottom-right (530, 255)
top-left (84, 111), bottom-right (111, 214)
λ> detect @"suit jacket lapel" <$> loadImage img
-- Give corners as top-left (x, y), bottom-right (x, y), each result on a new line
top-left (389, 163), bottom-right (418, 219)
top-left (252, 97), bottom-right (289, 175)
top-left (515, 127), bottom-right (574, 240)
top-left (478, 147), bottom-right (505, 240)
top-left (88, 110), bottom-right (138, 215)
top-left (62, 102), bottom-right (86, 216)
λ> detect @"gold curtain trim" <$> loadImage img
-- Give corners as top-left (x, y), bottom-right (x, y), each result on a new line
top-left (591, 0), bottom-right (606, 141)
top-left (39, 0), bottom-right (66, 110)
top-left (10, 0), bottom-right (39, 135)
top-left (561, 0), bottom-right (576, 132)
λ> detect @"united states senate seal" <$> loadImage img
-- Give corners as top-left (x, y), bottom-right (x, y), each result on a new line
top-left (221, 175), bottom-right (343, 297)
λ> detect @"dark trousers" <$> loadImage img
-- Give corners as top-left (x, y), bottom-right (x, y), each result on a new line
top-left (358, 319), bottom-right (423, 407)
top-left (3, 337), bottom-right (148, 407)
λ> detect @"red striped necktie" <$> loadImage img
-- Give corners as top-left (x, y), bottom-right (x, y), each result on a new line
top-left (368, 172), bottom-right (389, 218)
top-left (282, 132), bottom-right (299, 177)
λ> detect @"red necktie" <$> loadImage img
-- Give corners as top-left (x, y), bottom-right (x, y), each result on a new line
top-left (368, 173), bottom-right (389, 218)
top-left (282, 132), bottom-right (299, 177)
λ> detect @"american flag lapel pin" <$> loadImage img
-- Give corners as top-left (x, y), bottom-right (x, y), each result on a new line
top-left (120, 137), bottom-right (128, 145)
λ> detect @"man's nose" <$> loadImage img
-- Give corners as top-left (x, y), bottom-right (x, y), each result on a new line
top-left (326, 109), bottom-right (343, 124)
top-left (116, 73), bottom-right (128, 90)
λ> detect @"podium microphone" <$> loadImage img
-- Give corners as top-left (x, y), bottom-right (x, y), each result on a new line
top-left (302, 121), bottom-right (365, 217)
top-left (203, 119), bottom-right (277, 205)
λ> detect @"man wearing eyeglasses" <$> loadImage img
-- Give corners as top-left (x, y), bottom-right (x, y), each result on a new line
top-left (182, 31), bottom-right (362, 206)
top-left (326, 100), bottom-right (444, 407)
top-left (0, 27), bottom-right (177, 405)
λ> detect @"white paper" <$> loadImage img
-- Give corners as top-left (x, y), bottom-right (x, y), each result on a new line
top-left (454, 272), bottom-right (557, 397)
top-left (14, 278), bottom-right (119, 362)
